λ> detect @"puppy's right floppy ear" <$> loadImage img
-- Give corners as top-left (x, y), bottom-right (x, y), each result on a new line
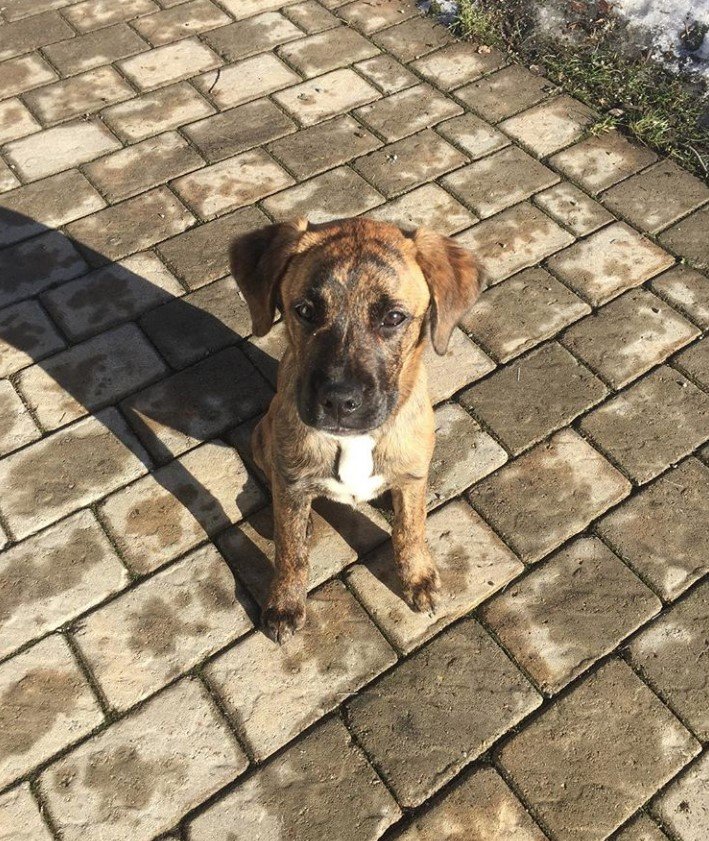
top-left (230, 218), bottom-right (308, 336)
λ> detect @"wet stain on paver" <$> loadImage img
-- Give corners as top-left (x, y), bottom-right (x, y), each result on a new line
top-left (0, 668), bottom-right (84, 760)
top-left (81, 744), bottom-right (187, 811)
top-left (128, 596), bottom-right (208, 657)
top-left (0, 528), bottom-right (104, 623)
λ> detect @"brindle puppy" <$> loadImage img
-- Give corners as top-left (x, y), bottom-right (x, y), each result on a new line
top-left (230, 217), bottom-right (481, 642)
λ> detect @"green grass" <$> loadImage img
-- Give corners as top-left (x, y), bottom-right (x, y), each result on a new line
top-left (451, 0), bottom-right (709, 179)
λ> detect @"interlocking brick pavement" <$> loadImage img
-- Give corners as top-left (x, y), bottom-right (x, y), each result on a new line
top-left (0, 0), bottom-right (706, 837)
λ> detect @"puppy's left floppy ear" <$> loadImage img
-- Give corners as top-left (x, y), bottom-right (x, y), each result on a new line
top-left (230, 218), bottom-right (308, 336)
top-left (408, 229), bottom-right (482, 356)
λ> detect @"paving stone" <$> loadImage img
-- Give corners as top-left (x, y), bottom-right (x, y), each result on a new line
top-left (533, 181), bottom-right (613, 236)
top-left (650, 265), bottom-right (709, 329)
top-left (443, 146), bottom-right (558, 218)
top-left (42, 251), bottom-right (183, 342)
top-left (75, 544), bottom-right (252, 710)
top-left (652, 752), bottom-right (709, 841)
top-left (455, 201), bottom-right (574, 284)
top-left (0, 635), bottom-right (103, 789)
top-left (183, 98), bottom-right (296, 162)
top-left (238, 318), bottom-right (287, 387)
top-left (3, 119), bottom-right (120, 182)
top-left (500, 95), bottom-right (596, 157)
top-left (0, 98), bottom-right (40, 144)
top-left (427, 403), bottom-right (508, 506)
top-left (348, 618), bottom-right (540, 807)
top-left (23, 66), bottom-right (133, 124)
top-left (394, 766), bottom-right (547, 841)
top-left (436, 111), bottom-right (510, 159)
top-left (118, 37), bottom-right (221, 91)
top-left (424, 327), bottom-right (495, 403)
top-left (217, 501), bottom-right (388, 605)
top-left (206, 580), bottom-right (394, 759)
top-left (338, 0), bottom-right (419, 33)
top-left (283, 0), bottom-right (340, 33)
top-left (461, 266), bottom-right (590, 362)
top-left (499, 659), bottom-right (700, 841)
top-left (0, 161), bottom-right (19, 192)
top-left (0, 784), bottom-right (53, 841)
top-left (85, 131), bottom-right (204, 202)
top-left (581, 367), bottom-right (709, 484)
top-left (596, 458), bottom-right (709, 600)
top-left (2, 0), bottom-right (75, 20)
top-left (17, 323), bottom-right (167, 430)
top-left (63, 0), bottom-right (159, 32)
top-left (219, 0), bottom-right (303, 18)
top-left (156, 205), bottom-right (269, 289)
top-left (614, 815), bottom-right (669, 841)
top-left (563, 288), bottom-right (699, 388)
top-left (0, 299), bottom-right (65, 378)
top-left (0, 378), bottom-right (40, 456)
top-left (268, 114), bottom-right (380, 180)
top-left (273, 68), bottom-right (379, 125)
top-left (602, 159), bottom-right (709, 233)
top-left (461, 342), bottom-right (608, 454)
top-left (43, 24), bottom-right (149, 76)
top-left (628, 580), bottom-right (709, 741)
top-left (0, 230), bottom-right (88, 309)
top-left (173, 148), bottom-right (293, 219)
top-left (347, 499), bottom-right (521, 654)
top-left (455, 64), bottom-right (556, 123)
top-left (0, 11), bottom-right (74, 61)
top-left (0, 409), bottom-right (147, 540)
top-left (371, 15), bottom-right (454, 63)
top-left (203, 11), bottom-right (302, 61)
top-left (121, 347), bottom-right (271, 463)
top-left (100, 439), bottom-right (264, 574)
top-left (0, 509), bottom-right (128, 659)
top-left (365, 182), bottom-right (477, 234)
top-left (470, 429), bottom-right (630, 563)
top-left (675, 336), bottom-right (708, 388)
top-left (659, 206), bottom-right (709, 272)
top-left (547, 222), bottom-right (675, 306)
top-left (262, 165), bottom-right (384, 222)
top-left (193, 53), bottom-right (299, 110)
top-left (482, 537), bottom-right (660, 692)
top-left (355, 53), bottom-right (419, 93)
top-left (354, 83), bottom-right (461, 142)
top-left (141, 276), bottom-right (250, 368)
top-left (0, 53), bottom-right (57, 98)
top-left (412, 42), bottom-right (506, 91)
top-left (66, 187), bottom-right (195, 265)
top-left (278, 25), bottom-right (379, 76)
top-left (132, 0), bottom-right (229, 45)
top-left (0, 170), bottom-right (105, 248)
top-left (39, 678), bottom-right (248, 841)
top-left (550, 130), bottom-right (658, 194)
top-left (101, 81), bottom-right (215, 143)
top-left (188, 717), bottom-right (400, 841)
top-left (354, 130), bottom-right (466, 198)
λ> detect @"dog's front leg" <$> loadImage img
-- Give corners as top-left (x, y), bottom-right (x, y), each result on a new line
top-left (262, 477), bottom-right (312, 644)
top-left (391, 479), bottom-right (439, 613)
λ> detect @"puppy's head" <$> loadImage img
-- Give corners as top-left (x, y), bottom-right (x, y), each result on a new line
top-left (230, 217), bottom-right (481, 435)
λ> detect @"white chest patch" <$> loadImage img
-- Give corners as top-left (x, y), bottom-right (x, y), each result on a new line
top-left (319, 435), bottom-right (385, 504)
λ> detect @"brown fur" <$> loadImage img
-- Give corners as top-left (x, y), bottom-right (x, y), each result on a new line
top-left (230, 217), bottom-right (481, 642)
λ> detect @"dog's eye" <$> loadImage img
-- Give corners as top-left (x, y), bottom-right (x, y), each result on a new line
top-left (294, 302), bottom-right (315, 323)
top-left (382, 310), bottom-right (407, 328)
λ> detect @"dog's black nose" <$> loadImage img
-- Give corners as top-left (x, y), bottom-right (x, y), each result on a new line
top-left (318, 380), bottom-right (364, 420)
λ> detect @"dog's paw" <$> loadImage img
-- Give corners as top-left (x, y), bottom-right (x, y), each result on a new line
top-left (261, 600), bottom-right (306, 644)
top-left (404, 569), bottom-right (441, 615)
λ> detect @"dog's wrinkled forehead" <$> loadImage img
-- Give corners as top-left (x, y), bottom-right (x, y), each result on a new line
top-left (285, 218), bottom-right (429, 307)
